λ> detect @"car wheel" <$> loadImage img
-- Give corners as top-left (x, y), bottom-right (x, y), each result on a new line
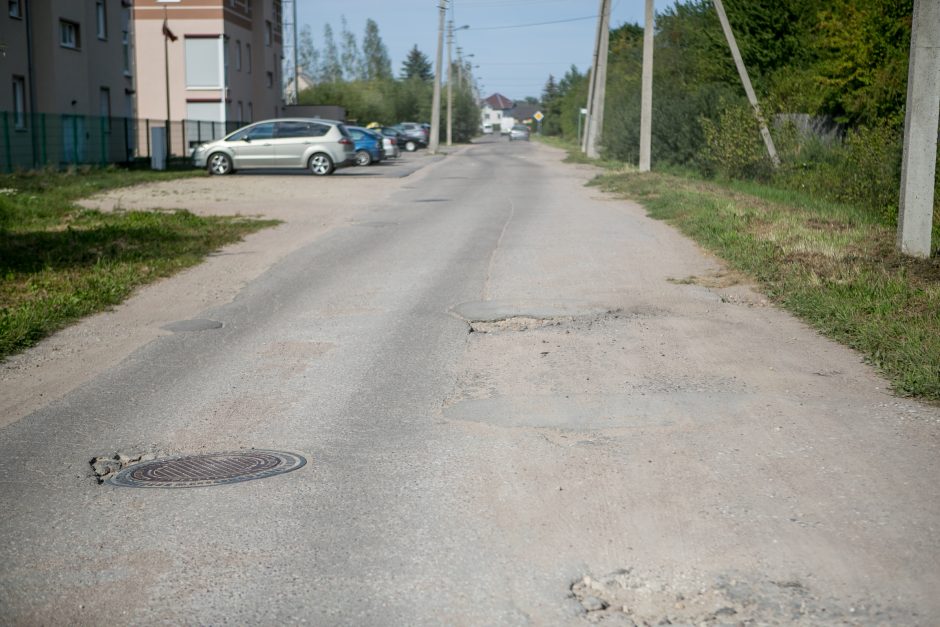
top-left (308, 153), bottom-right (334, 176)
top-left (355, 149), bottom-right (372, 166)
top-left (207, 152), bottom-right (233, 175)
top-left (405, 140), bottom-right (417, 152)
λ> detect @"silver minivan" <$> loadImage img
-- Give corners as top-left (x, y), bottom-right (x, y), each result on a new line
top-left (192, 118), bottom-right (356, 176)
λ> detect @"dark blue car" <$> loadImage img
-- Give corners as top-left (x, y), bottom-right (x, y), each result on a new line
top-left (346, 126), bottom-right (385, 166)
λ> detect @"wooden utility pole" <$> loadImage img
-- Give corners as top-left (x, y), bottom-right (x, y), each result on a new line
top-left (897, 0), bottom-right (939, 258)
top-left (581, 0), bottom-right (605, 153)
top-left (713, 0), bottom-right (780, 167)
top-left (639, 0), bottom-right (654, 172)
top-left (584, 0), bottom-right (611, 159)
top-left (429, 0), bottom-right (446, 154)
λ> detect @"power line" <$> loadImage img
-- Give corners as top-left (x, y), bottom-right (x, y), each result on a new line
top-left (468, 15), bottom-right (597, 31)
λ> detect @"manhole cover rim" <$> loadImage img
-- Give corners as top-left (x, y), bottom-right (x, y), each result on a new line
top-left (107, 449), bottom-right (306, 489)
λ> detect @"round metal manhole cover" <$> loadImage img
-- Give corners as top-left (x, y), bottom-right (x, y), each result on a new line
top-left (107, 450), bottom-right (306, 489)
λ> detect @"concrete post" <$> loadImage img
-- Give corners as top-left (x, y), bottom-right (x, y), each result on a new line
top-left (429, 1), bottom-right (446, 154)
top-left (585, 0), bottom-right (611, 159)
top-left (639, 0), bottom-right (654, 172)
top-left (582, 0), bottom-right (606, 153)
top-left (897, 0), bottom-right (940, 258)
top-left (447, 21), bottom-right (453, 146)
top-left (713, 0), bottom-right (780, 168)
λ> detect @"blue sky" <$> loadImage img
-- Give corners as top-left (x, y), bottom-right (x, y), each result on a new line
top-left (296, 0), bottom-right (675, 102)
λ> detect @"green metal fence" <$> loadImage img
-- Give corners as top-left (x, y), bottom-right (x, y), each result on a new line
top-left (0, 112), bottom-right (245, 172)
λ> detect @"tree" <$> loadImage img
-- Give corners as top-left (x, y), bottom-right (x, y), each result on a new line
top-left (340, 16), bottom-right (364, 80)
top-left (401, 45), bottom-right (433, 81)
top-left (321, 23), bottom-right (343, 82)
top-left (362, 19), bottom-right (392, 81)
top-left (298, 25), bottom-right (320, 81)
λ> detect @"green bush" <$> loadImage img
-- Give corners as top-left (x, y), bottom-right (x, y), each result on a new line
top-left (699, 103), bottom-right (775, 181)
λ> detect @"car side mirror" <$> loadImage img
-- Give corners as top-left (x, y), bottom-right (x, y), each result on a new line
top-left (243, 136), bottom-right (252, 143)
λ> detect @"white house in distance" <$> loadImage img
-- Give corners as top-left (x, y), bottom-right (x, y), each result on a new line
top-left (481, 92), bottom-right (514, 134)
top-left (480, 92), bottom-right (539, 134)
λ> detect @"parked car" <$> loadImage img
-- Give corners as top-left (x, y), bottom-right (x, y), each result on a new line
top-left (508, 124), bottom-right (530, 141)
top-left (381, 134), bottom-right (400, 159)
top-left (192, 118), bottom-right (355, 176)
top-left (377, 126), bottom-right (408, 151)
top-left (346, 125), bottom-right (385, 166)
top-left (393, 122), bottom-right (429, 152)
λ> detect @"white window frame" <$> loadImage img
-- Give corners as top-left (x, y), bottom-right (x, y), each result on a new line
top-left (96, 0), bottom-right (107, 40)
top-left (60, 20), bottom-right (80, 50)
top-left (12, 76), bottom-right (26, 129)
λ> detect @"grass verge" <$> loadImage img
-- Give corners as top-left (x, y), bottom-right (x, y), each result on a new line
top-left (0, 167), bottom-right (278, 359)
top-left (538, 129), bottom-right (940, 400)
top-left (589, 166), bottom-right (940, 401)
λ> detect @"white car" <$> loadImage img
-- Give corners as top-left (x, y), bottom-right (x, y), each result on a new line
top-left (192, 118), bottom-right (356, 176)
top-left (381, 135), bottom-right (400, 159)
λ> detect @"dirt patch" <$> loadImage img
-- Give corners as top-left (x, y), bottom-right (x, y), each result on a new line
top-left (571, 569), bottom-right (909, 625)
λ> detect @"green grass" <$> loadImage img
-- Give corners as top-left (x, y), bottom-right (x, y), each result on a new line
top-left (0, 166), bottom-right (278, 359)
top-left (590, 167), bottom-right (940, 400)
top-left (543, 137), bottom-right (939, 399)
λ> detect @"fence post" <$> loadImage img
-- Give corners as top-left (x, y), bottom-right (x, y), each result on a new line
top-left (2, 112), bottom-right (11, 173)
top-left (146, 119), bottom-right (151, 158)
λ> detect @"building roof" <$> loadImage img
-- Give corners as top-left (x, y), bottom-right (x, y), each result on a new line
top-left (483, 93), bottom-right (514, 110)
top-left (513, 104), bottom-right (540, 121)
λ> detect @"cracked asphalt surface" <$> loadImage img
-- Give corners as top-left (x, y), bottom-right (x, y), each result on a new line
top-left (0, 139), bottom-right (937, 624)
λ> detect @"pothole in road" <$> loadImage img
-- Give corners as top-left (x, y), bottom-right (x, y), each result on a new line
top-left (90, 451), bottom-right (161, 484)
top-left (469, 316), bottom-right (568, 333)
top-left (452, 301), bottom-right (668, 335)
top-left (105, 449), bottom-right (306, 489)
top-left (570, 568), bottom-right (909, 625)
top-left (161, 319), bottom-right (224, 333)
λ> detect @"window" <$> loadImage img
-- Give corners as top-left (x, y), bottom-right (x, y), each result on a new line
top-left (122, 29), bottom-right (131, 74)
top-left (235, 40), bottom-right (241, 71)
top-left (246, 123), bottom-right (274, 140)
top-left (237, 101), bottom-right (243, 122)
top-left (248, 102), bottom-right (253, 121)
top-left (9, 0), bottom-right (22, 18)
top-left (96, 0), bottom-right (107, 40)
top-left (185, 36), bottom-right (223, 88)
top-left (265, 20), bottom-right (271, 46)
top-left (275, 121), bottom-right (327, 138)
top-left (12, 76), bottom-right (26, 129)
top-left (60, 20), bottom-right (81, 49)
top-left (99, 87), bottom-right (111, 129)
top-left (245, 43), bottom-right (252, 73)
top-left (266, 71), bottom-right (273, 88)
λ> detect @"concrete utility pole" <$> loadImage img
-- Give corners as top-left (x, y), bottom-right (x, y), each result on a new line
top-left (447, 21), bottom-right (453, 146)
top-left (639, 0), bottom-right (654, 172)
top-left (429, 0), bottom-right (446, 154)
top-left (897, 0), bottom-right (939, 258)
top-left (581, 0), bottom-right (605, 153)
top-left (584, 0), bottom-right (611, 159)
top-left (713, 0), bottom-right (780, 168)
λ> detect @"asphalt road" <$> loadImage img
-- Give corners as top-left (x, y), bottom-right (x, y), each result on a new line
top-left (1, 139), bottom-right (938, 625)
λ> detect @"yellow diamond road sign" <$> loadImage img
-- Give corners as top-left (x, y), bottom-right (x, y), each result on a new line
top-left (534, 111), bottom-right (544, 121)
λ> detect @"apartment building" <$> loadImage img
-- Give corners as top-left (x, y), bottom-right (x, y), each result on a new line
top-left (133, 0), bottom-right (284, 128)
top-left (2, 0), bottom-right (135, 121)
top-left (1, 0), bottom-right (136, 167)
